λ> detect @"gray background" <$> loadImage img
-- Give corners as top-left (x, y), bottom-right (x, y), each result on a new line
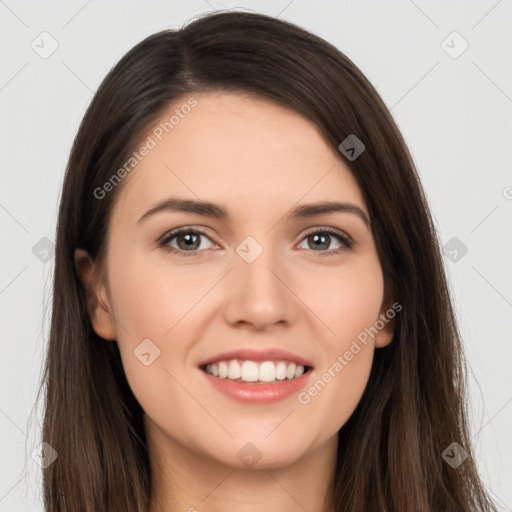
top-left (0, 0), bottom-right (511, 510)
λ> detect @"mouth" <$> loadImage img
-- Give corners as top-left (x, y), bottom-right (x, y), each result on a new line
top-left (199, 359), bottom-right (313, 384)
top-left (197, 347), bottom-right (314, 383)
top-left (197, 348), bottom-right (314, 403)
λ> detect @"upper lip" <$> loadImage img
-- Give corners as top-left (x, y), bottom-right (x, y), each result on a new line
top-left (198, 348), bottom-right (313, 368)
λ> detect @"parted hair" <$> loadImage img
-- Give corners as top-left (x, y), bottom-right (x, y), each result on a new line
top-left (38, 10), bottom-right (497, 512)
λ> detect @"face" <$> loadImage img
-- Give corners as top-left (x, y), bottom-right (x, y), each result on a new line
top-left (76, 91), bottom-right (394, 470)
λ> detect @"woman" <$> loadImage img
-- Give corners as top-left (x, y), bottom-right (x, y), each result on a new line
top-left (37, 10), bottom-right (498, 512)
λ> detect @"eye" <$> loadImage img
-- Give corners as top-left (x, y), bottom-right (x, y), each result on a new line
top-left (297, 227), bottom-right (353, 254)
top-left (158, 228), bottom-right (217, 256)
top-left (157, 226), bottom-right (354, 257)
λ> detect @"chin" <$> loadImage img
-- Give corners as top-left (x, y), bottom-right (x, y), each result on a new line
top-left (208, 435), bottom-right (313, 470)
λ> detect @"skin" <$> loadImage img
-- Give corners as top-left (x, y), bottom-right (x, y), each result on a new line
top-left (75, 91), bottom-right (394, 512)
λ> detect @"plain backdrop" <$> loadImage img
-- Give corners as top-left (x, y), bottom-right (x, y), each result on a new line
top-left (0, 1), bottom-right (511, 510)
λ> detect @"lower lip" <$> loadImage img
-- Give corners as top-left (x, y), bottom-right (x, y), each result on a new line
top-left (200, 368), bottom-right (313, 404)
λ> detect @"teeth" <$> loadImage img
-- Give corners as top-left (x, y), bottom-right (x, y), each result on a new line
top-left (259, 361), bottom-right (276, 382)
top-left (218, 361), bottom-right (228, 378)
top-left (228, 360), bottom-right (241, 379)
top-left (286, 363), bottom-right (296, 379)
top-left (275, 361), bottom-right (287, 380)
top-left (241, 361), bottom-right (259, 382)
top-left (204, 359), bottom-right (307, 383)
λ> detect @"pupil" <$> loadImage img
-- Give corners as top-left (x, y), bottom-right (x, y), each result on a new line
top-left (177, 233), bottom-right (331, 251)
top-left (181, 233), bottom-right (199, 249)
top-left (311, 234), bottom-right (328, 250)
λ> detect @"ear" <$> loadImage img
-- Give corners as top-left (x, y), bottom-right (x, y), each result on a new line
top-left (374, 295), bottom-right (397, 349)
top-left (74, 248), bottom-right (117, 341)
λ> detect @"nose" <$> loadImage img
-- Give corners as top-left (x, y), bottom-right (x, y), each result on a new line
top-left (222, 244), bottom-right (296, 331)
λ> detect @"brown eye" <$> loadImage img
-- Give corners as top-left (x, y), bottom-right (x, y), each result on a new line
top-left (159, 228), bottom-right (216, 255)
top-left (298, 228), bottom-right (353, 254)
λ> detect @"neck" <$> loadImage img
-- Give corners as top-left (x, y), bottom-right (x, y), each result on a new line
top-left (145, 415), bottom-right (338, 512)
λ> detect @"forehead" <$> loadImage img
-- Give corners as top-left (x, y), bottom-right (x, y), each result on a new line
top-left (113, 91), bottom-right (367, 225)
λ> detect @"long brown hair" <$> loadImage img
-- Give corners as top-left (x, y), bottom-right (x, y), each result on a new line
top-left (37, 10), bottom-right (498, 511)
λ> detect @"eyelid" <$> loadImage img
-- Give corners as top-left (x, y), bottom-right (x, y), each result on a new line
top-left (157, 226), bottom-right (219, 251)
top-left (300, 225), bottom-right (353, 244)
top-left (157, 225), bottom-right (354, 255)
top-left (296, 226), bottom-right (354, 254)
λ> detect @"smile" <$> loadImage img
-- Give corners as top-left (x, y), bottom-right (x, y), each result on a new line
top-left (198, 347), bottom-right (314, 403)
top-left (201, 359), bottom-right (311, 383)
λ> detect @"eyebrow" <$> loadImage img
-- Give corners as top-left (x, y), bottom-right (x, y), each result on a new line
top-left (137, 198), bottom-right (370, 228)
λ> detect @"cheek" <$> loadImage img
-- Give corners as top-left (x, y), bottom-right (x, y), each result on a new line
top-left (109, 253), bottom-right (208, 341)
top-left (302, 257), bottom-right (384, 345)
top-left (108, 252), bottom-right (220, 392)
top-left (324, 260), bottom-right (384, 377)
top-left (106, 256), bottom-right (205, 425)
top-left (295, 258), bottom-right (384, 431)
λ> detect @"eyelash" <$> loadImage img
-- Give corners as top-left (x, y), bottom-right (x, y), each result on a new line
top-left (157, 226), bottom-right (354, 257)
